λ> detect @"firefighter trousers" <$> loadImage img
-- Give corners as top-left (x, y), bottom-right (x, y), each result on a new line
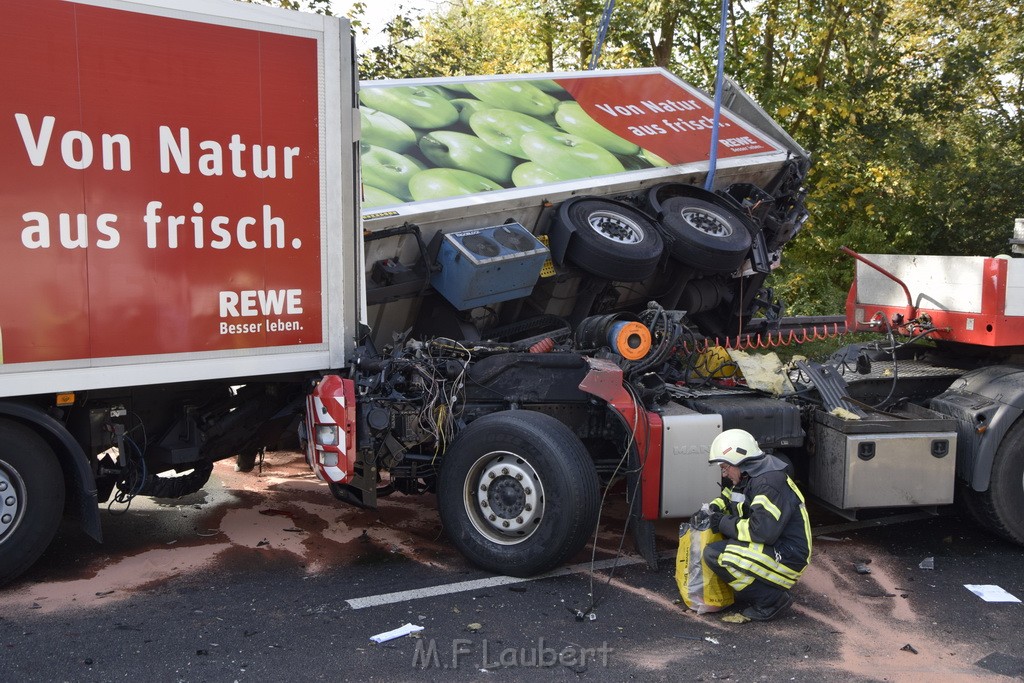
top-left (703, 539), bottom-right (805, 607)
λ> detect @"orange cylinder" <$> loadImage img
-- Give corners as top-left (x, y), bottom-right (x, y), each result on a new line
top-left (609, 321), bottom-right (651, 360)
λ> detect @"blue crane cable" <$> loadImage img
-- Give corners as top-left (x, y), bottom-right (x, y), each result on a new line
top-left (588, 0), bottom-right (616, 70)
top-left (704, 0), bottom-right (729, 190)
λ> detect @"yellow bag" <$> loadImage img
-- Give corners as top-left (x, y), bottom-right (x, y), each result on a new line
top-left (675, 522), bottom-right (734, 613)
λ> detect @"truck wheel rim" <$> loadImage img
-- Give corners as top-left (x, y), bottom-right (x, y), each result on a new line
top-left (465, 451), bottom-right (545, 545)
top-left (587, 211), bottom-right (645, 244)
top-left (0, 459), bottom-right (25, 540)
top-left (680, 208), bottom-right (734, 237)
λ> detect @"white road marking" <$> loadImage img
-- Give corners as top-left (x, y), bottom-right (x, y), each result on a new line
top-left (347, 512), bottom-right (938, 610)
top-left (345, 555), bottom-right (652, 610)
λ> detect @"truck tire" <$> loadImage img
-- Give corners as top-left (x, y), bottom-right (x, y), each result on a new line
top-left (0, 421), bottom-right (65, 586)
top-left (133, 463), bottom-right (213, 499)
top-left (554, 198), bottom-right (663, 282)
top-left (437, 410), bottom-right (600, 577)
top-left (974, 418), bottom-right (1024, 545)
top-left (657, 196), bottom-right (752, 274)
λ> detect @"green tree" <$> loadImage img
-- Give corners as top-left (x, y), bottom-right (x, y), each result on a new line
top-left (245, 0), bottom-right (1024, 316)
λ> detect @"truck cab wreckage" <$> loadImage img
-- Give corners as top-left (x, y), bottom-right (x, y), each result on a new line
top-left (2, 0), bottom-right (1023, 585)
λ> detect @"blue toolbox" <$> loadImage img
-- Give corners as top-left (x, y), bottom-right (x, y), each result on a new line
top-left (430, 223), bottom-right (549, 310)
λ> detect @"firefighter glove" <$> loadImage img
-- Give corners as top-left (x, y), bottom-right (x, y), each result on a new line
top-left (709, 510), bottom-right (724, 534)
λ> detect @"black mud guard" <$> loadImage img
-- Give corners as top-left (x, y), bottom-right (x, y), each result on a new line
top-left (929, 365), bottom-right (1024, 491)
top-left (0, 401), bottom-right (102, 542)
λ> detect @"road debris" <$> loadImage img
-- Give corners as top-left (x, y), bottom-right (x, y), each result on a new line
top-left (721, 613), bottom-right (751, 624)
top-left (901, 644), bottom-right (919, 654)
top-left (370, 623), bottom-right (425, 643)
top-left (964, 585), bottom-right (1021, 603)
top-left (854, 562), bottom-right (872, 575)
top-left (919, 557), bottom-right (934, 570)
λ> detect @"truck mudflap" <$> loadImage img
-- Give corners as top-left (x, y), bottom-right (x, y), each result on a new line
top-left (577, 358), bottom-right (664, 521)
top-left (305, 375), bottom-right (357, 484)
top-left (577, 357), bottom-right (664, 570)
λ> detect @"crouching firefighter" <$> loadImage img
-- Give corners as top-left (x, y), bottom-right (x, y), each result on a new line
top-left (702, 429), bottom-right (812, 621)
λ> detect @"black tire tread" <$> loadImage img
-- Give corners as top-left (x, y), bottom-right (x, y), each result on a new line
top-left (658, 196), bottom-right (751, 274)
top-left (136, 462), bottom-right (214, 499)
top-left (0, 420), bottom-right (65, 586)
top-left (971, 417), bottom-right (1024, 545)
top-left (558, 198), bottom-right (663, 282)
top-left (437, 410), bottom-right (600, 576)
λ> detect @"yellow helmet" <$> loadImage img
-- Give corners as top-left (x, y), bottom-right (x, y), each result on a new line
top-left (708, 429), bottom-right (763, 466)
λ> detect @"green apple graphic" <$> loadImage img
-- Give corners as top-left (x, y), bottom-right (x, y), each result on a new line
top-left (640, 147), bottom-right (672, 167)
top-left (450, 98), bottom-right (493, 126)
top-left (439, 82), bottom-right (471, 95)
top-left (531, 79), bottom-right (570, 98)
top-left (419, 131), bottom-right (516, 185)
top-left (360, 85), bottom-right (459, 129)
top-left (360, 106), bottom-right (417, 153)
top-left (360, 142), bottom-right (426, 201)
top-left (465, 81), bottom-right (558, 117)
top-left (554, 102), bottom-right (641, 155)
top-left (469, 109), bottom-right (559, 159)
top-left (615, 152), bottom-right (657, 171)
top-left (362, 184), bottom-right (402, 208)
top-left (519, 132), bottom-right (626, 181)
top-left (511, 162), bottom-right (563, 187)
top-left (408, 168), bottom-right (502, 201)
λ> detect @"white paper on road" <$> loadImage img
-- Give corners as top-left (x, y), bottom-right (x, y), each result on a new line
top-left (964, 584), bottom-right (1021, 603)
top-left (369, 623), bottom-right (425, 643)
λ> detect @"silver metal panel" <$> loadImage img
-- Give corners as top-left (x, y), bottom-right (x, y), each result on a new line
top-left (660, 410), bottom-right (723, 518)
top-left (324, 15), bottom-right (359, 367)
top-left (1006, 259), bottom-right (1024, 316)
top-left (0, 352), bottom-right (335, 396)
top-left (856, 254), bottom-right (987, 313)
top-left (810, 428), bottom-right (956, 509)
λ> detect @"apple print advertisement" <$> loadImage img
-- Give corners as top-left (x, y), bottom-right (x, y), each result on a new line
top-left (358, 70), bottom-right (780, 208)
top-left (0, 1), bottom-right (324, 366)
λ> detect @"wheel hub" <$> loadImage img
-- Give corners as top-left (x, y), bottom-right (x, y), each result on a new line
top-left (0, 460), bottom-right (24, 539)
top-left (680, 208), bottom-right (733, 237)
top-left (587, 211), bottom-right (645, 244)
top-left (467, 452), bottom-right (544, 544)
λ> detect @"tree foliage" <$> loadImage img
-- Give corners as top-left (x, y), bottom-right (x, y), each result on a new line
top-left (256, 0), bottom-right (1023, 315)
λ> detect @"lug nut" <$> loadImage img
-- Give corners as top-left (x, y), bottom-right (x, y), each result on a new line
top-left (489, 514), bottom-right (496, 521)
top-left (502, 521), bottom-right (510, 528)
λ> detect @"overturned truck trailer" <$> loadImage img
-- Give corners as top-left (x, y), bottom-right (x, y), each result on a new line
top-left (12, 0), bottom-right (1020, 588)
top-left (309, 70), bottom-right (818, 576)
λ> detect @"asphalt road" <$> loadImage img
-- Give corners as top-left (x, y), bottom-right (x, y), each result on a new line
top-left (2, 450), bottom-right (1023, 682)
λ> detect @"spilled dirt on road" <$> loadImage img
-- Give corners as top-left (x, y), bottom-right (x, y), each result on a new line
top-left (0, 450), bottom-right (449, 613)
top-left (790, 544), bottom-right (1012, 682)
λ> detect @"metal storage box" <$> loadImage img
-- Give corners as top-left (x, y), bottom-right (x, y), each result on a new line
top-left (660, 404), bottom-right (723, 517)
top-left (430, 223), bottom-right (549, 310)
top-left (808, 404), bottom-right (957, 509)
